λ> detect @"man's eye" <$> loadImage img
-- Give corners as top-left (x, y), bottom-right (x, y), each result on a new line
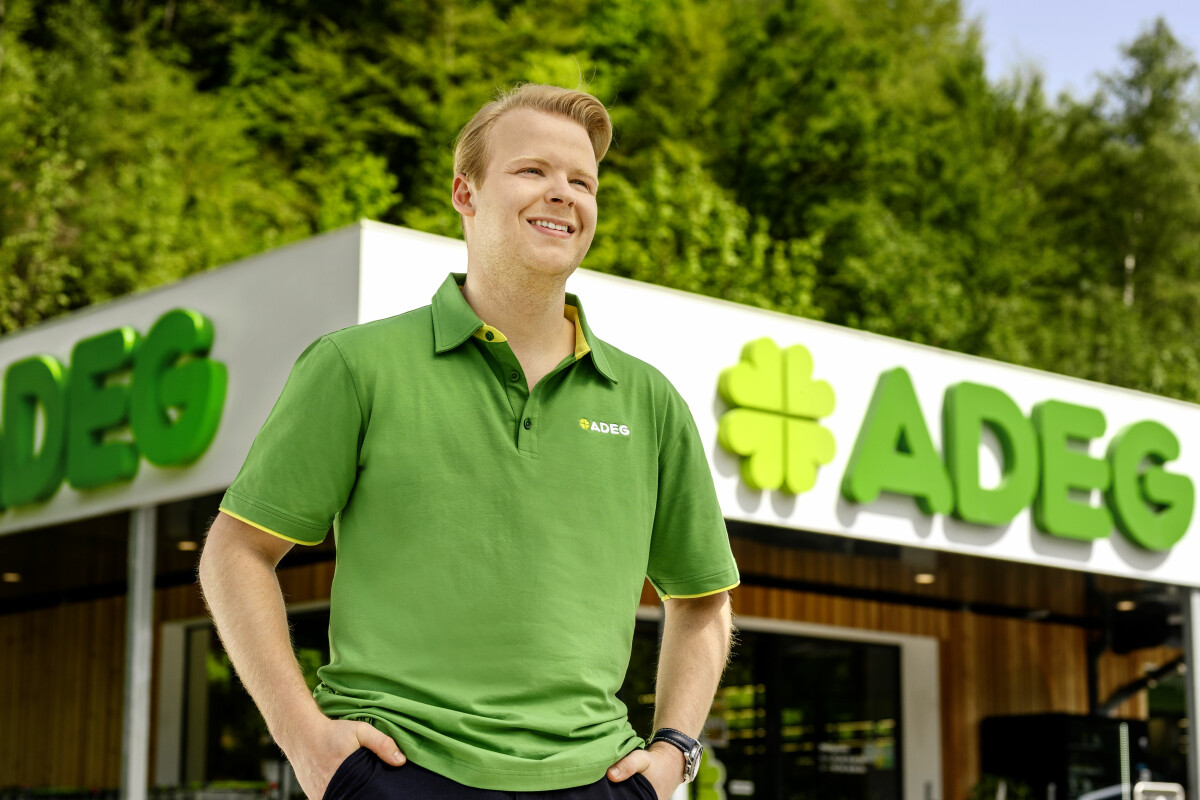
top-left (521, 167), bottom-right (543, 175)
top-left (572, 180), bottom-right (593, 190)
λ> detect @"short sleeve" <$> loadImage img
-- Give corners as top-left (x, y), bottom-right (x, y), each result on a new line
top-left (647, 393), bottom-right (740, 599)
top-left (219, 336), bottom-right (362, 545)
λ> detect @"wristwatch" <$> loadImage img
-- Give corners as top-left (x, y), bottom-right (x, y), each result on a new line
top-left (648, 727), bottom-right (703, 783)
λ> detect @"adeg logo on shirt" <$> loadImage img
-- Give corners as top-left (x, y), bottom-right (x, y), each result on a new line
top-left (579, 418), bottom-right (631, 436)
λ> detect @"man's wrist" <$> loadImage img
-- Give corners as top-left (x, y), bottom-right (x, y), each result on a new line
top-left (272, 706), bottom-right (330, 755)
top-left (647, 739), bottom-right (686, 774)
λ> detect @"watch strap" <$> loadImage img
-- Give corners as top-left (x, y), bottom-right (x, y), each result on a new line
top-left (648, 727), bottom-right (702, 782)
top-left (649, 727), bottom-right (696, 753)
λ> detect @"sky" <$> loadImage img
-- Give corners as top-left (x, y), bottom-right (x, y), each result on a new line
top-left (960, 0), bottom-right (1200, 100)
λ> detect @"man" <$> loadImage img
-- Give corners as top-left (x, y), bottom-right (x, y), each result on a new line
top-left (198, 84), bottom-right (739, 800)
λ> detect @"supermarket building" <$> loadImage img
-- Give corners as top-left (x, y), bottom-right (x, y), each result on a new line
top-left (0, 221), bottom-right (1197, 800)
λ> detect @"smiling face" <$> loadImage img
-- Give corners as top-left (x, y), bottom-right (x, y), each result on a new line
top-left (453, 109), bottom-right (599, 281)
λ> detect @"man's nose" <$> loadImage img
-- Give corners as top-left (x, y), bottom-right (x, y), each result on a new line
top-left (546, 176), bottom-right (574, 205)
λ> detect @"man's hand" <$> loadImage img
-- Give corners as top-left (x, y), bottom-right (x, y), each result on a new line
top-left (289, 717), bottom-right (406, 800)
top-left (607, 741), bottom-right (684, 800)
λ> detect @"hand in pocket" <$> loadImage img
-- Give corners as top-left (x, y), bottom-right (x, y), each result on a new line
top-left (289, 718), bottom-right (406, 800)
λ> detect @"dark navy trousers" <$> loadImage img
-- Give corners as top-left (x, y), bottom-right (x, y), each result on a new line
top-left (322, 747), bottom-right (659, 800)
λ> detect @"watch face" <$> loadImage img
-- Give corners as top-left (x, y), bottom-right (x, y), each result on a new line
top-left (685, 743), bottom-right (703, 782)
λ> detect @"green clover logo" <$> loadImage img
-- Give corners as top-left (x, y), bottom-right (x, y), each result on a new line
top-left (717, 338), bottom-right (836, 494)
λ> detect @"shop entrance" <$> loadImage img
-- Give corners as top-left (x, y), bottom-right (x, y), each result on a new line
top-left (779, 635), bottom-right (901, 796)
top-left (703, 628), bottom-right (906, 800)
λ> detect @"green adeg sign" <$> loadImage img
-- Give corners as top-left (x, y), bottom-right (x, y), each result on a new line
top-left (719, 339), bottom-right (1195, 553)
top-left (0, 308), bottom-right (227, 510)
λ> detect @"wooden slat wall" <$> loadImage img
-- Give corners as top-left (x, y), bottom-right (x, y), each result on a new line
top-left (0, 595), bottom-right (125, 788)
top-left (0, 543), bottom-right (1183, 798)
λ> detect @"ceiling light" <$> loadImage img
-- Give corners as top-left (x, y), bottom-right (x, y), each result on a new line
top-left (2, 572), bottom-right (19, 583)
top-left (1116, 600), bottom-right (1136, 612)
top-left (177, 541), bottom-right (198, 552)
top-left (914, 573), bottom-right (935, 585)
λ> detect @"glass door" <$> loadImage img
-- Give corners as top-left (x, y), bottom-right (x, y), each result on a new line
top-left (700, 631), bottom-right (903, 800)
top-left (774, 636), bottom-right (901, 799)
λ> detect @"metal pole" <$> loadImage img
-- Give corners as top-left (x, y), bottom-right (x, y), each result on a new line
top-left (1185, 587), bottom-right (1199, 799)
top-left (121, 506), bottom-right (156, 800)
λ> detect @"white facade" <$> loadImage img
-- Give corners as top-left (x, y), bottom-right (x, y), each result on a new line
top-left (4, 219), bottom-right (1198, 587)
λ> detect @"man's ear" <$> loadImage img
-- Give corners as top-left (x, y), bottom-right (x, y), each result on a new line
top-left (452, 174), bottom-right (476, 217)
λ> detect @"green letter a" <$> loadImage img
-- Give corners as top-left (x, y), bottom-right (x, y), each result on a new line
top-left (841, 367), bottom-right (954, 515)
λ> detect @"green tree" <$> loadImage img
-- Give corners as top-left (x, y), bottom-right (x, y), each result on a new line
top-left (0, 0), bottom-right (400, 332)
top-left (1013, 18), bottom-right (1200, 400)
top-left (587, 143), bottom-right (822, 318)
top-left (0, 0), bottom-right (86, 332)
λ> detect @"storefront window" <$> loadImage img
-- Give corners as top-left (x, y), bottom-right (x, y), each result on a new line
top-left (1146, 673), bottom-right (1188, 783)
top-left (184, 611), bottom-right (329, 789)
top-left (775, 636), bottom-right (900, 798)
top-left (618, 618), bottom-right (664, 741)
top-left (692, 631), bottom-right (902, 800)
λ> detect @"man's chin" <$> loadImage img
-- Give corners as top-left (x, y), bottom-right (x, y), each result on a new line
top-left (526, 253), bottom-right (588, 280)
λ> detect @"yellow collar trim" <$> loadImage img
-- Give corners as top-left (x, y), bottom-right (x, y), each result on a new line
top-left (564, 305), bottom-right (591, 360)
top-left (469, 305), bottom-right (590, 361)
top-left (472, 324), bottom-right (507, 343)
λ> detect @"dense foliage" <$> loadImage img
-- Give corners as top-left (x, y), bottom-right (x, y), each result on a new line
top-left (2, 0), bottom-right (1199, 401)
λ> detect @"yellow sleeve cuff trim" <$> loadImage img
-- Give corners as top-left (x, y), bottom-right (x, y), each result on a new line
top-left (660, 581), bottom-right (740, 600)
top-left (218, 506), bottom-right (317, 546)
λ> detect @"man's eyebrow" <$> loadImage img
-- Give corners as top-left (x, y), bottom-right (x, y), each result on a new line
top-left (507, 155), bottom-right (598, 183)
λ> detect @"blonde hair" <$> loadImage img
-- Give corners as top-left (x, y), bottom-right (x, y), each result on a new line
top-left (453, 84), bottom-right (613, 186)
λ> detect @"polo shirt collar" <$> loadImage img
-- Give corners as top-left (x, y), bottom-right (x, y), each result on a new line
top-left (431, 273), bottom-right (618, 383)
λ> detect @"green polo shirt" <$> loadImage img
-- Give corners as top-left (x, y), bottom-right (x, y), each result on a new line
top-left (218, 272), bottom-right (740, 791)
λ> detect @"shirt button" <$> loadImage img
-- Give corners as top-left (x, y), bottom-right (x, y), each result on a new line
top-left (523, 418), bottom-right (532, 430)
top-left (509, 371), bottom-right (521, 382)
top-left (484, 331), bottom-right (494, 341)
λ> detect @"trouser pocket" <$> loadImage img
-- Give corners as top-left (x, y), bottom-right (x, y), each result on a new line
top-left (628, 772), bottom-right (660, 800)
top-left (322, 747), bottom-right (374, 800)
